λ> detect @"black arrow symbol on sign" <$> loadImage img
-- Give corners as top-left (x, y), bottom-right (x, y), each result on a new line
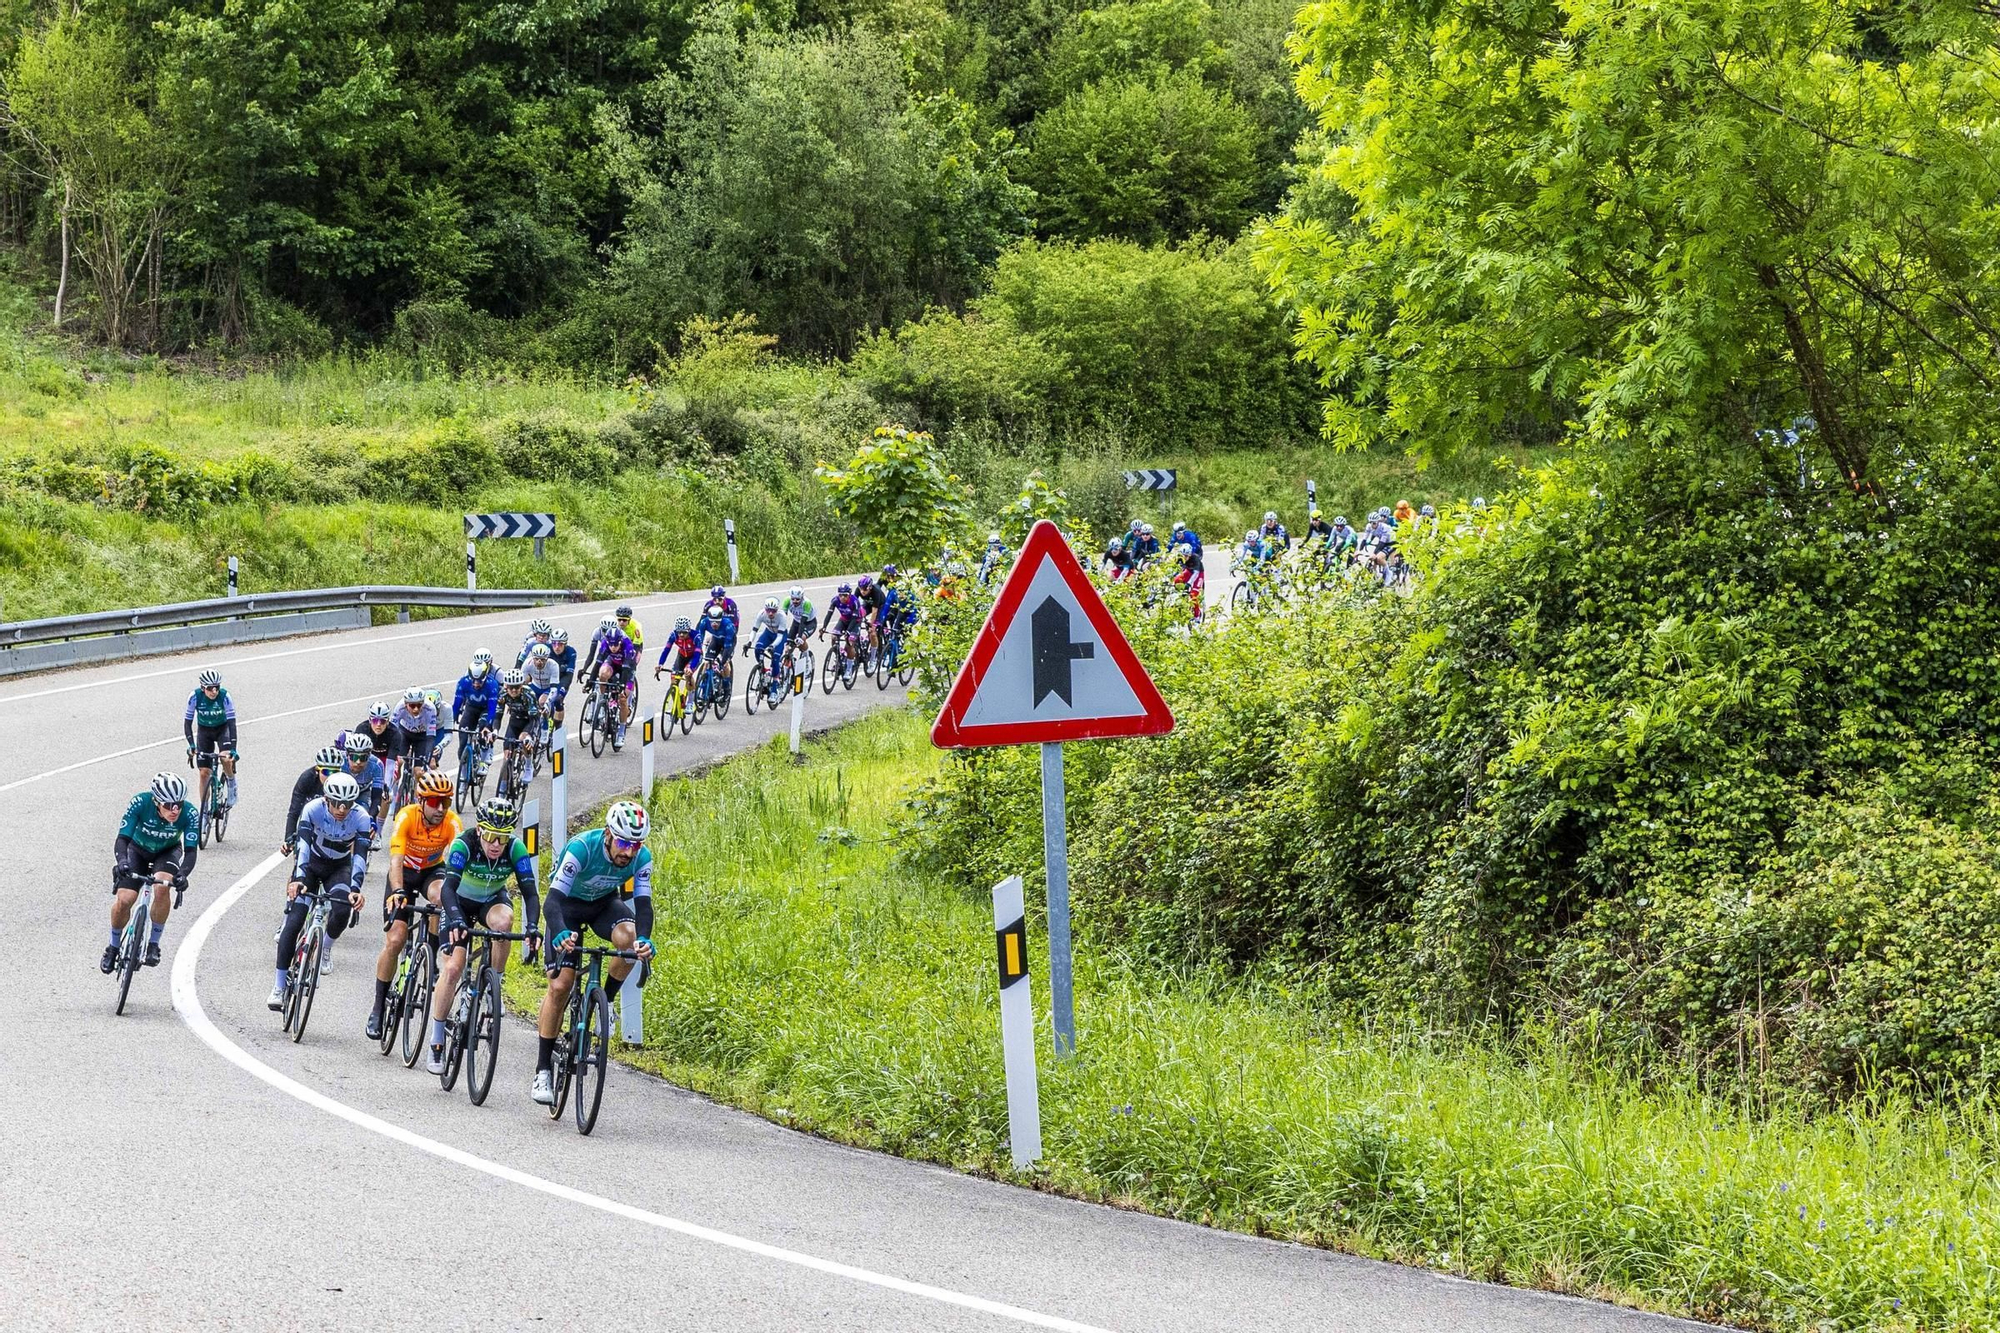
top-left (1032, 596), bottom-right (1094, 707)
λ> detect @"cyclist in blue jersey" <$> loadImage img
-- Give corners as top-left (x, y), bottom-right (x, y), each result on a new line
top-left (545, 628), bottom-right (578, 726)
top-left (746, 598), bottom-right (788, 676)
top-left (515, 619), bottom-right (554, 668)
top-left (269, 773), bottom-right (374, 1011)
top-left (103, 773), bottom-right (200, 973)
top-left (699, 603), bottom-right (737, 692)
top-left (533, 801), bottom-right (653, 1105)
top-left (183, 669), bottom-right (239, 829)
top-left (341, 731), bottom-right (388, 816)
top-left (451, 652), bottom-right (500, 775)
top-left (706, 586), bottom-right (740, 631)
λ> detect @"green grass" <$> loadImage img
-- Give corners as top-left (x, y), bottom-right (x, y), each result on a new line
top-left (556, 708), bottom-right (2000, 1333)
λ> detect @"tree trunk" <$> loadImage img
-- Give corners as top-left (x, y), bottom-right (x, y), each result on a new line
top-left (53, 176), bottom-right (70, 329)
top-left (1757, 263), bottom-right (1874, 497)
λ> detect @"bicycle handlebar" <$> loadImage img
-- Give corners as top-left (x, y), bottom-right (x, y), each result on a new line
top-left (551, 946), bottom-right (641, 967)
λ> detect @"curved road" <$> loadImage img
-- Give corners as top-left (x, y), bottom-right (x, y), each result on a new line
top-left (0, 579), bottom-right (1712, 1332)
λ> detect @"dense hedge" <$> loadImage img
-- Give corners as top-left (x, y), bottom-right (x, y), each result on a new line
top-left (901, 443), bottom-right (2000, 1099)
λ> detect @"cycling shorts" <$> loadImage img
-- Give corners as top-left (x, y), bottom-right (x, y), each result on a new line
top-left (113, 844), bottom-right (184, 892)
top-left (388, 728), bottom-right (436, 766)
top-left (193, 723), bottom-right (235, 766)
top-left (547, 890), bottom-right (633, 968)
top-left (294, 854), bottom-right (359, 897)
top-left (387, 866), bottom-right (448, 926)
top-left (445, 894), bottom-right (509, 948)
top-left (500, 707), bottom-right (539, 745)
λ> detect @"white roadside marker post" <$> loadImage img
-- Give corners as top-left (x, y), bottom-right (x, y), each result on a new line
top-left (549, 729), bottom-right (567, 848)
top-left (465, 540), bottom-right (477, 593)
top-left (991, 874), bottom-right (1042, 1171)
top-left (640, 716), bottom-right (656, 806)
top-left (789, 671), bottom-right (805, 762)
top-left (227, 554), bottom-right (239, 599)
top-left (724, 518), bottom-right (740, 583)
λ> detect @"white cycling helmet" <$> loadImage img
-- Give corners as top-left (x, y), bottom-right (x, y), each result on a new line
top-left (315, 745), bottom-right (345, 770)
top-left (151, 772), bottom-right (186, 805)
top-left (1140, 523), bottom-right (1154, 535)
top-left (529, 618), bottom-right (552, 636)
top-left (551, 627), bottom-right (570, 646)
top-left (469, 651), bottom-right (491, 678)
top-left (529, 643), bottom-right (552, 661)
top-left (500, 668), bottom-right (526, 687)
top-left (197, 669), bottom-right (222, 689)
top-left (765, 597), bottom-right (780, 611)
top-left (787, 587), bottom-right (805, 603)
top-left (322, 773), bottom-right (361, 805)
top-left (1263, 511), bottom-right (1278, 523)
top-left (369, 702), bottom-right (392, 720)
top-left (403, 687), bottom-right (425, 704)
top-left (342, 731), bottom-right (372, 758)
top-left (1173, 542), bottom-right (1192, 557)
top-left (598, 617), bottom-right (618, 635)
top-left (605, 800), bottom-right (648, 842)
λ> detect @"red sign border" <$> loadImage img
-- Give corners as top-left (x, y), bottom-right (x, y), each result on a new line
top-left (931, 521), bottom-right (1175, 748)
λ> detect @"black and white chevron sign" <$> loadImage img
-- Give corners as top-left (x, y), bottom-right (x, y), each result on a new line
top-left (1122, 469), bottom-right (1177, 491)
top-left (464, 512), bottom-right (557, 540)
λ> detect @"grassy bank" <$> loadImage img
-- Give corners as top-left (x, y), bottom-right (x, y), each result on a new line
top-left (569, 709), bottom-right (2000, 1333)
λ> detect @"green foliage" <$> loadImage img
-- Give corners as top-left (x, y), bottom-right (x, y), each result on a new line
top-left (1260, 0), bottom-right (2000, 488)
top-left (815, 423), bottom-right (970, 567)
top-left (544, 708), bottom-right (2000, 1332)
top-left (1024, 71), bottom-right (1260, 243)
top-left (1047, 0), bottom-right (1224, 92)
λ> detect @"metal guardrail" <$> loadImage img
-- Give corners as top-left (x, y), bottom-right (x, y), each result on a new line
top-left (0, 586), bottom-right (586, 649)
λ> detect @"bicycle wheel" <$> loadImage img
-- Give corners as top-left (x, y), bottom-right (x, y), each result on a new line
top-left (897, 644), bottom-right (916, 687)
top-left (548, 1001), bottom-right (575, 1121)
top-left (439, 985), bottom-right (468, 1092)
top-left (212, 787), bottom-right (230, 844)
top-left (691, 676), bottom-right (710, 726)
top-left (820, 648), bottom-right (838, 694)
top-left (713, 672), bottom-right (732, 719)
top-left (377, 950), bottom-right (405, 1055)
top-left (465, 966), bottom-right (502, 1106)
top-left (290, 927), bottom-right (324, 1043)
top-left (1231, 580), bottom-right (1251, 610)
top-left (874, 640), bottom-right (893, 690)
top-left (677, 687), bottom-right (693, 735)
top-left (574, 985), bottom-right (613, 1136)
top-left (113, 914), bottom-right (143, 1016)
top-left (399, 939), bottom-right (434, 1068)
top-left (744, 665), bottom-right (766, 715)
top-left (840, 648), bottom-right (859, 690)
top-left (587, 705), bottom-right (608, 758)
top-left (197, 784), bottom-right (212, 850)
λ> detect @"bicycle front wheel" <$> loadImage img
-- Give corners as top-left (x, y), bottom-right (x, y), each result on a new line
top-left (820, 649), bottom-right (838, 694)
top-left (466, 966), bottom-right (502, 1106)
top-left (575, 985), bottom-right (613, 1136)
top-left (399, 941), bottom-right (434, 1067)
top-left (713, 672), bottom-right (732, 718)
top-left (212, 790), bottom-right (230, 844)
top-left (439, 987), bottom-right (467, 1092)
top-left (588, 705), bottom-right (609, 758)
top-left (113, 918), bottom-right (143, 1016)
top-left (677, 689), bottom-right (693, 735)
top-left (290, 929), bottom-right (324, 1043)
top-left (744, 665), bottom-right (766, 715)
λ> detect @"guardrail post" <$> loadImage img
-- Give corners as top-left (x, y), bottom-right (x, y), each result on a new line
top-left (992, 874), bottom-right (1042, 1171)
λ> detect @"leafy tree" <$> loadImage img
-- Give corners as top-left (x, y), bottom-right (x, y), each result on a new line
top-left (1024, 69), bottom-right (1259, 242)
top-left (816, 423), bottom-right (970, 566)
top-left (1045, 0), bottom-right (1223, 91)
top-left (1259, 0), bottom-right (2000, 492)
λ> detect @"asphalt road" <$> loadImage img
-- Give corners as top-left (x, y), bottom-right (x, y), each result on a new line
top-left (0, 578), bottom-right (1716, 1332)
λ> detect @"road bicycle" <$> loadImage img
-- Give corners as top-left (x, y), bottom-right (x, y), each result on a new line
top-left (546, 945), bottom-right (639, 1136)
top-left (280, 884), bottom-right (341, 1043)
top-left (657, 668), bottom-right (694, 737)
top-left (109, 873), bottom-right (180, 1015)
top-left (578, 674), bottom-right (632, 758)
top-left (453, 725), bottom-right (491, 812)
top-left (192, 747), bottom-right (234, 847)
top-left (745, 638), bottom-right (813, 714)
top-left (820, 629), bottom-right (862, 693)
top-left (378, 896), bottom-right (440, 1067)
top-left (874, 620), bottom-right (917, 691)
top-left (692, 655), bottom-right (731, 724)
top-left (438, 926), bottom-right (530, 1104)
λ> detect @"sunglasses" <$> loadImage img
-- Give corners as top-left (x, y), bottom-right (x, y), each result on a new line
top-left (157, 799), bottom-right (184, 812)
top-left (421, 795), bottom-right (449, 810)
top-left (201, 684), bottom-right (220, 692)
top-left (327, 799), bottom-right (354, 811)
top-left (608, 835), bottom-right (643, 853)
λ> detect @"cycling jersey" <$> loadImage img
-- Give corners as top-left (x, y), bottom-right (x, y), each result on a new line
top-left (1173, 529), bottom-right (1202, 556)
top-left (658, 631), bottom-right (702, 673)
top-left (1134, 536), bottom-right (1161, 560)
top-left (345, 755), bottom-right (387, 808)
top-left (523, 657), bottom-right (563, 693)
top-left (515, 634), bottom-right (553, 667)
top-left (118, 791), bottom-right (199, 855)
top-left (546, 642), bottom-right (578, 686)
top-left (702, 617), bottom-right (736, 654)
top-left (859, 584), bottom-right (886, 617)
top-left (1260, 523), bottom-right (1290, 549)
top-left (616, 617), bottom-right (645, 649)
top-left (441, 833), bottom-right (537, 904)
top-left (185, 686), bottom-right (236, 733)
top-left (284, 766), bottom-right (330, 838)
top-left (389, 803), bottom-right (461, 872)
top-left (453, 672), bottom-right (499, 727)
top-left (549, 828), bottom-right (653, 903)
top-left (353, 717), bottom-right (395, 760)
top-left (496, 686), bottom-right (541, 738)
top-left (294, 797), bottom-right (375, 887)
top-left (828, 593), bottom-right (863, 626)
top-left (748, 607), bottom-right (785, 638)
top-left (587, 629), bottom-right (639, 671)
top-left (392, 700), bottom-right (438, 736)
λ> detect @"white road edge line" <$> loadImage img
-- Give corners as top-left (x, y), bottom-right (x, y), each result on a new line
top-left (173, 854), bottom-right (1117, 1333)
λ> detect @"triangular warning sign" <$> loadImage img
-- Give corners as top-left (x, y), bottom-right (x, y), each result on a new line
top-left (932, 521), bottom-right (1174, 748)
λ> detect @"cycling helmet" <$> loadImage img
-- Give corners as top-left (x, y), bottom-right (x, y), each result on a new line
top-left (529, 618), bottom-right (552, 636)
top-left (476, 798), bottom-right (518, 837)
top-left (711, 585), bottom-right (726, 599)
top-left (500, 668), bottom-right (526, 687)
top-left (1421, 504), bottom-right (1436, 516)
top-left (323, 773), bottom-right (362, 805)
top-left (1245, 529), bottom-right (1259, 542)
top-left (1140, 523), bottom-right (1154, 536)
top-left (403, 687), bottom-right (425, 704)
top-left (343, 732), bottom-right (372, 758)
top-left (764, 597), bottom-right (780, 611)
top-left (1128, 519), bottom-right (1142, 532)
top-left (1171, 521), bottom-right (1186, 534)
top-left (605, 800), bottom-right (648, 842)
top-left (837, 582), bottom-right (853, 596)
top-left (598, 617), bottom-right (617, 635)
top-left (1309, 508), bottom-right (1322, 520)
top-left (857, 575), bottom-right (874, 591)
top-left (551, 628), bottom-right (570, 646)
top-left (1105, 539), bottom-right (1122, 555)
top-left (988, 531), bottom-right (1002, 543)
top-left (787, 587), bottom-right (804, 603)
top-left (529, 643), bottom-right (552, 661)
top-left (468, 652), bottom-right (491, 678)
top-left (197, 669), bottom-right (222, 689)
top-left (415, 770), bottom-right (453, 801)
top-left (1263, 511), bottom-right (1278, 523)
top-left (1472, 496), bottom-right (1487, 510)
top-left (315, 746), bottom-right (344, 771)
top-left (151, 772), bottom-right (187, 805)
top-left (882, 565), bottom-right (899, 579)
top-left (1173, 542), bottom-right (1192, 558)
top-left (615, 605), bottom-right (634, 619)
top-left (369, 702), bottom-right (393, 720)
top-left (1335, 515), bottom-right (1349, 526)
top-left (675, 616), bottom-right (692, 633)
top-left (706, 604), bottom-right (725, 621)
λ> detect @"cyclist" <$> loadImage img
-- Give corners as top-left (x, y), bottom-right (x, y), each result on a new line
top-left (546, 627), bottom-right (578, 727)
top-left (699, 603), bottom-right (737, 692)
top-left (451, 651), bottom-right (500, 781)
top-left (1306, 508), bottom-right (1333, 546)
top-left (1117, 519), bottom-right (1144, 557)
top-left (1239, 527), bottom-right (1271, 568)
top-left (1134, 523), bottom-right (1162, 563)
top-left (523, 641), bottom-right (564, 713)
top-left (352, 702), bottom-right (397, 822)
top-left (534, 801), bottom-right (654, 1106)
top-left (103, 773), bottom-right (200, 973)
top-left (387, 686), bottom-right (439, 805)
top-left (365, 769), bottom-right (461, 1041)
top-left (580, 617), bottom-right (640, 748)
top-left (1393, 499), bottom-right (1415, 527)
top-left (341, 727), bottom-right (387, 801)
top-left (428, 798), bottom-right (543, 1075)
top-left (1170, 520), bottom-right (1201, 558)
top-left (1173, 540), bottom-right (1205, 611)
top-left (514, 618), bottom-right (554, 668)
top-left (271, 772), bottom-right (373, 1012)
top-left (614, 604), bottom-right (645, 652)
top-left (183, 670), bottom-right (239, 828)
top-left (1260, 510), bottom-right (1290, 551)
top-left (876, 577), bottom-right (915, 660)
top-left (1329, 514), bottom-right (1359, 563)
top-left (856, 575), bottom-right (886, 661)
top-left (1103, 538), bottom-right (1133, 581)
top-left (820, 583), bottom-right (866, 668)
top-left (706, 586), bottom-right (740, 632)
top-left (493, 668), bottom-right (543, 780)
top-left (784, 587), bottom-right (818, 640)
top-left (282, 746), bottom-right (347, 854)
top-left (746, 598), bottom-right (788, 678)
top-left (978, 531), bottom-right (1009, 585)
top-left (653, 617), bottom-right (704, 707)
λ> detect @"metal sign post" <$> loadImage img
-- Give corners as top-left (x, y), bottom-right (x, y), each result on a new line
top-left (724, 518), bottom-right (740, 583)
top-left (931, 522), bottom-right (1175, 1059)
top-left (640, 717), bottom-right (656, 805)
top-left (465, 541), bottom-right (476, 593)
top-left (991, 874), bottom-right (1042, 1170)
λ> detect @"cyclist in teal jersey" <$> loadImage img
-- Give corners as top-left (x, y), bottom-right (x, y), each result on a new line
top-left (183, 669), bottom-right (239, 829)
top-left (533, 801), bottom-right (653, 1105)
top-left (424, 798), bottom-right (543, 1074)
top-left (104, 773), bottom-right (201, 972)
